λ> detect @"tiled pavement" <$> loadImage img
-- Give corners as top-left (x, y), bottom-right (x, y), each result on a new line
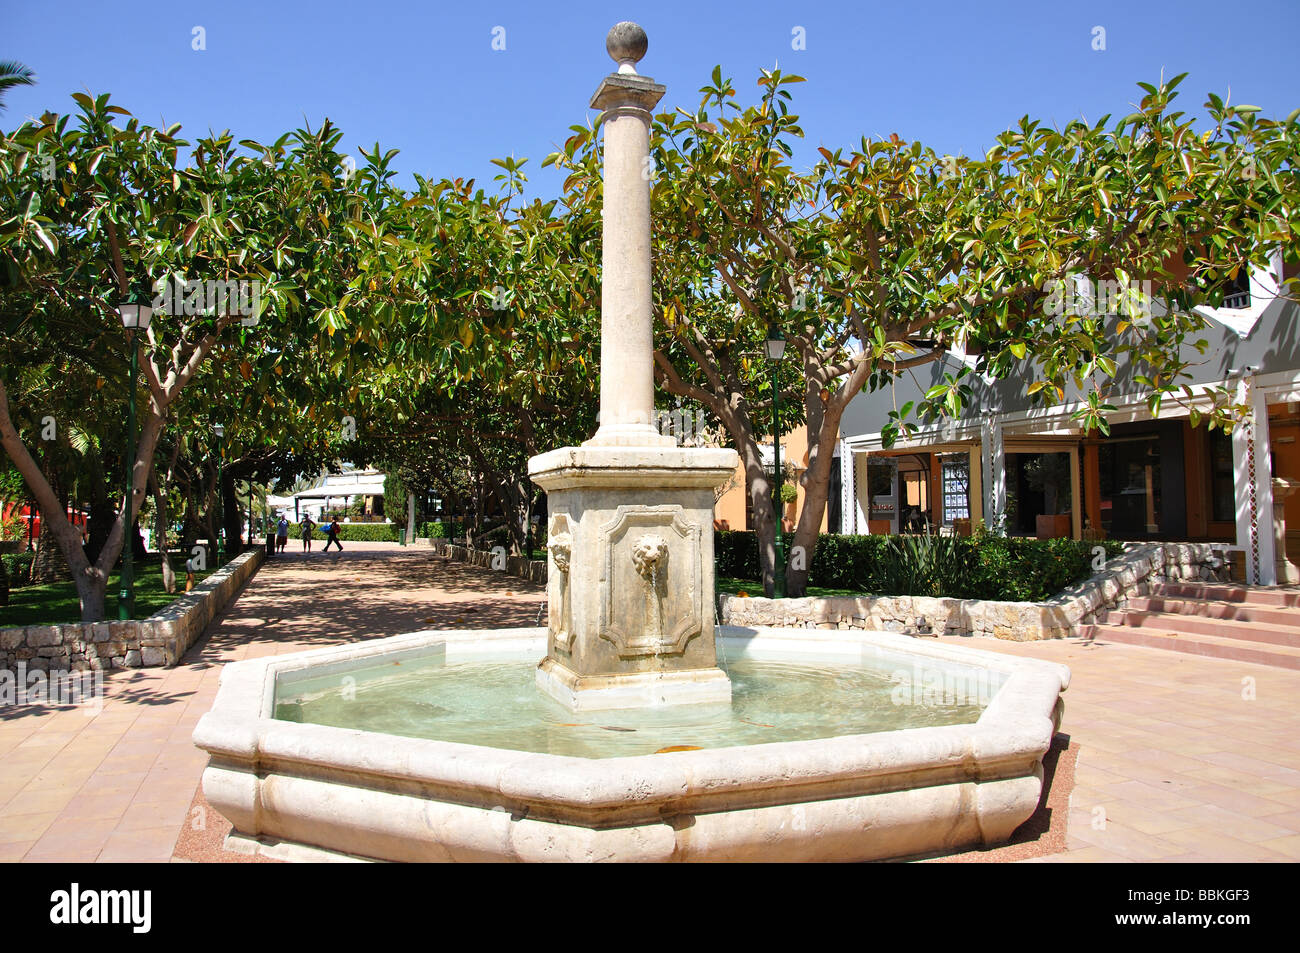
top-left (2, 543), bottom-right (1298, 862)
top-left (0, 542), bottom-right (545, 862)
top-left (932, 633), bottom-right (1300, 862)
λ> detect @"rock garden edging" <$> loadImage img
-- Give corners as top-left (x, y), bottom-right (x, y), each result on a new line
top-left (718, 541), bottom-right (1234, 641)
top-left (422, 537), bottom-right (547, 583)
top-left (1, 548), bottom-right (265, 672)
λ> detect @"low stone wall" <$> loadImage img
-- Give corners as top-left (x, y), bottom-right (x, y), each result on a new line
top-left (424, 538), bottom-right (547, 584)
top-left (718, 542), bottom-right (1234, 642)
top-left (1, 548), bottom-right (265, 672)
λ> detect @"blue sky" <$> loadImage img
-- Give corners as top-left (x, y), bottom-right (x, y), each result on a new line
top-left (4, 0), bottom-right (1299, 199)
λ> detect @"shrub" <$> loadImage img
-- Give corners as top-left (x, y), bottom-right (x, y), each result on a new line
top-left (383, 473), bottom-right (407, 521)
top-left (2, 551), bottom-right (33, 587)
top-left (719, 530), bottom-right (1124, 602)
top-left (285, 522), bottom-right (399, 542)
top-left (420, 521), bottom-right (462, 539)
top-left (716, 530), bottom-right (761, 580)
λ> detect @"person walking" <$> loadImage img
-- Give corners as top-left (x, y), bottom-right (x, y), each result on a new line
top-left (276, 515), bottom-right (290, 553)
top-left (301, 514), bottom-right (316, 552)
top-left (323, 516), bottom-right (343, 553)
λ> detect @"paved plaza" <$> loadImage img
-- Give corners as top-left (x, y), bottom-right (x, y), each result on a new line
top-left (1, 542), bottom-right (1298, 862)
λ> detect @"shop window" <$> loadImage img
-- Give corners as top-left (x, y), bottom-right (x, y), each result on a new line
top-left (941, 455), bottom-right (970, 524)
top-left (1005, 452), bottom-right (1073, 536)
top-left (1098, 436), bottom-right (1162, 538)
top-left (867, 461), bottom-right (897, 523)
top-left (1208, 429), bottom-right (1235, 522)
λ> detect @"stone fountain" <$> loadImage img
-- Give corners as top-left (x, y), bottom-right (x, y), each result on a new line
top-left (530, 23), bottom-right (737, 710)
top-left (193, 24), bottom-right (1070, 863)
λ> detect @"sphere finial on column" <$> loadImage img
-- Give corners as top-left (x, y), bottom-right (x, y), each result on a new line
top-left (606, 21), bottom-right (648, 74)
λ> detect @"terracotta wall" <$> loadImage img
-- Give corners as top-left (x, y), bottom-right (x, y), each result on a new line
top-left (1179, 405), bottom-right (1300, 541)
top-left (712, 424), bottom-right (831, 533)
top-left (1268, 403), bottom-right (1300, 530)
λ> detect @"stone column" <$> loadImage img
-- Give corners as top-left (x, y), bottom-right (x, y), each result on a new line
top-left (1231, 373), bottom-right (1277, 584)
top-left (982, 416), bottom-right (1006, 532)
top-left (586, 22), bottom-right (674, 449)
top-left (528, 23), bottom-right (738, 710)
top-left (1273, 477), bottom-right (1300, 584)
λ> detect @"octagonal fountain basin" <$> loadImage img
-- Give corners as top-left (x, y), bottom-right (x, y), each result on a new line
top-left (193, 626), bottom-right (1069, 863)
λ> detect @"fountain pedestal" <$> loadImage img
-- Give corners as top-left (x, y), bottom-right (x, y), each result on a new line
top-left (531, 446), bottom-right (736, 710)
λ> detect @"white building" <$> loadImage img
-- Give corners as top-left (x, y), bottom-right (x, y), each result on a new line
top-left (274, 468), bottom-right (389, 524)
top-left (835, 254), bottom-right (1300, 584)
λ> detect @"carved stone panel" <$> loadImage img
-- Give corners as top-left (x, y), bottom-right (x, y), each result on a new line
top-left (547, 514), bottom-right (574, 650)
top-left (598, 505), bottom-right (701, 657)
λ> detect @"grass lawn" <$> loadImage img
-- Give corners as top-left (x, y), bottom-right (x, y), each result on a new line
top-left (1, 556), bottom-right (213, 628)
top-left (715, 575), bottom-right (864, 599)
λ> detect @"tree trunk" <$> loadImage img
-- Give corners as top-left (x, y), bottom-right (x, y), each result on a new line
top-left (150, 472), bottom-right (175, 594)
top-left (743, 449), bottom-right (780, 596)
top-left (473, 471), bottom-right (485, 542)
top-left (786, 404), bottom-right (844, 597)
top-left (479, 463), bottom-right (531, 558)
top-left (221, 469), bottom-right (242, 557)
top-left (82, 446), bottom-right (113, 566)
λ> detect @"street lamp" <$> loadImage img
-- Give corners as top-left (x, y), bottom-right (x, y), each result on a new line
top-left (117, 292), bottom-right (153, 620)
top-left (765, 324), bottom-right (786, 599)
top-left (214, 423), bottom-right (225, 568)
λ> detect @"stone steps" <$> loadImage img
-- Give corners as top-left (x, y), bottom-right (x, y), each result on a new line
top-left (1097, 607), bottom-right (1300, 647)
top-left (1082, 579), bottom-right (1300, 669)
top-left (1120, 595), bottom-right (1300, 628)
top-left (1078, 621), bottom-right (1300, 670)
top-left (1150, 581), bottom-right (1300, 607)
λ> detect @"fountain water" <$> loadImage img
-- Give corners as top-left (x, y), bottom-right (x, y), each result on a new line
top-left (193, 24), bottom-right (1070, 863)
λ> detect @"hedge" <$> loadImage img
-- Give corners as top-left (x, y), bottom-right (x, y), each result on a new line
top-left (419, 521), bottom-right (463, 539)
top-left (283, 522), bottom-right (399, 542)
top-left (716, 530), bottom-right (1125, 603)
top-left (2, 551), bottom-right (33, 586)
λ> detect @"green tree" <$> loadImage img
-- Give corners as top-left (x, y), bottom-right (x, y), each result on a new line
top-left (0, 97), bottom-right (407, 619)
top-left (553, 68), bottom-right (1299, 597)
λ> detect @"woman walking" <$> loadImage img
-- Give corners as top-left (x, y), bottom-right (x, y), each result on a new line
top-left (301, 514), bottom-right (316, 552)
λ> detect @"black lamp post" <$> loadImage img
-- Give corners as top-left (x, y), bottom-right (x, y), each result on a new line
top-left (118, 293), bottom-right (153, 620)
top-left (214, 424), bottom-right (225, 568)
top-left (765, 325), bottom-right (786, 599)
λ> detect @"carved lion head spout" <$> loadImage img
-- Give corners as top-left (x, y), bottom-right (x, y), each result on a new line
top-left (631, 533), bottom-right (668, 581)
top-left (548, 532), bottom-right (573, 574)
